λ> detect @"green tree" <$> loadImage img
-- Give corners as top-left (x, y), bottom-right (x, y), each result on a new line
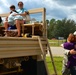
top-left (47, 18), bottom-right (76, 39)
top-left (47, 18), bottom-right (56, 39)
top-left (46, 20), bottom-right (49, 25)
top-left (54, 18), bottom-right (76, 39)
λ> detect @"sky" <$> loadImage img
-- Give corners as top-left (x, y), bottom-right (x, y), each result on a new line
top-left (0, 0), bottom-right (76, 21)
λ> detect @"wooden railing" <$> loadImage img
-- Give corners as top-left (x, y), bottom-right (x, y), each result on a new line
top-left (0, 8), bottom-right (46, 37)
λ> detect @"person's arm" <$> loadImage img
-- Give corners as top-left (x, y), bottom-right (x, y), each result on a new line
top-left (13, 11), bottom-right (29, 16)
top-left (64, 49), bottom-right (70, 55)
top-left (5, 17), bottom-right (8, 21)
top-left (65, 49), bottom-right (76, 56)
top-left (69, 49), bottom-right (76, 54)
top-left (18, 12), bottom-right (27, 16)
top-left (61, 43), bottom-right (76, 55)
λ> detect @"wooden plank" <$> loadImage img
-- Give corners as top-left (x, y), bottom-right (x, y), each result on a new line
top-left (0, 40), bottom-right (39, 44)
top-left (0, 8), bottom-right (45, 17)
top-left (0, 13), bottom-right (10, 17)
top-left (42, 8), bottom-right (46, 37)
top-left (23, 23), bottom-right (43, 26)
top-left (0, 37), bottom-right (47, 42)
top-left (0, 45), bottom-right (42, 58)
top-left (28, 8), bottom-right (44, 14)
top-left (37, 36), bottom-right (50, 75)
top-left (0, 37), bottom-right (47, 58)
top-left (0, 40), bottom-right (47, 45)
top-left (0, 37), bottom-right (46, 40)
top-left (0, 44), bottom-right (38, 47)
top-left (0, 50), bottom-right (42, 58)
top-left (0, 46), bottom-right (41, 51)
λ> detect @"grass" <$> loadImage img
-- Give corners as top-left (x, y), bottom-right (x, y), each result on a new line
top-left (46, 39), bottom-right (64, 75)
top-left (48, 39), bottom-right (65, 47)
top-left (46, 56), bottom-right (63, 75)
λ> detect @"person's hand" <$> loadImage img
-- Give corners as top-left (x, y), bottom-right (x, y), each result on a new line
top-left (60, 44), bottom-right (63, 47)
top-left (13, 14), bottom-right (18, 16)
top-left (5, 17), bottom-right (8, 21)
top-left (69, 49), bottom-right (76, 54)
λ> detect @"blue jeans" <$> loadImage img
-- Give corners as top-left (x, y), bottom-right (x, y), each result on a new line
top-left (8, 25), bottom-right (16, 30)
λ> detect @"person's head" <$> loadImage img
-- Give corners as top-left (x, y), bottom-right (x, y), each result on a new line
top-left (18, 1), bottom-right (24, 9)
top-left (67, 33), bottom-right (75, 43)
top-left (10, 5), bottom-right (15, 11)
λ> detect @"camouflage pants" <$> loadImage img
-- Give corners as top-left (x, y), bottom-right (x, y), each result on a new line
top-left (62, 52), bottom-right (71, 75)
top-left (5, 30), bottom-right (18, 37)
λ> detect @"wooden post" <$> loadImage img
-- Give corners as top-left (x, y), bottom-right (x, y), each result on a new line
top-left (42, 8), bottom-right (46, 37)
top-left (22, 24), bottom-right (24, 35)
top-left (37, 36), bottom-right (50, 75)
top-left (32, 25), bottom-right (34, 35)
top-left (46, 38), bottom-right (58, 75)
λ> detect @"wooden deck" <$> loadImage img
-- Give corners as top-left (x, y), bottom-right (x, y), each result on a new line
top-left (0, 37), bottom-right (47, 58)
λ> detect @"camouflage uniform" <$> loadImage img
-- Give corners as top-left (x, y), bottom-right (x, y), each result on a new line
top-left (62, 49), bottom-right (71, 75)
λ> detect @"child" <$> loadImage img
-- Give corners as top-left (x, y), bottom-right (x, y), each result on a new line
top-left (61, 33), bottom-right (76, 75)
top-left (4, 5), bottom-right (24, 36)
top-left (5, 5), bottom-right (19, 30)
top-left (8, 5), bottom-right (23, 25)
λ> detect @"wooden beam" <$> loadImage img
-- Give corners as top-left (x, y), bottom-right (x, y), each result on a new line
top-left (28, 8), bottom-right (44, 14)
top-left (0, 8), bottom-right (45, 17)
top-left (0, 13), bottom-right (10, 17)
top-left (42, 8), bottom-right (46, 37)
